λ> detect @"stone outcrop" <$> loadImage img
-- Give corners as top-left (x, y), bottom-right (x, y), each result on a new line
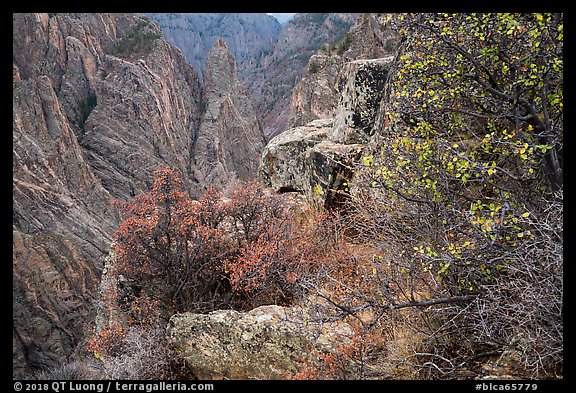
top-left (260, 56), bottom-right (393, 207)
top-left (260, 13), bottom-right (400, 206)
top-left (166, 305), bottom-right (353, 380)
top-left (260, 119), bottom-right (362, 207)
top-left (286, 53), bottom-right (343, 130)
top-left (284, 13), bottom-right (398, 135)
top-left (191, 38), bottom-right (266, 191)
top-left (330, 56), bottom-right (394, 144)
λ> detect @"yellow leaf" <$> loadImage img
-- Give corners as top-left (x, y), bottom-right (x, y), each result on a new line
top-left (373, 268), bottom-right (377, 275)
top-left (521, 212), bottom-right (530, 218)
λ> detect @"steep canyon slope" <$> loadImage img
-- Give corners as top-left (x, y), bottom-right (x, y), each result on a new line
top-left (149, 13), bottom-right (357, 138)
top-left (13, 12), bottom-right (392, 379)
top-left (13, 13), bottom-right (263, 378)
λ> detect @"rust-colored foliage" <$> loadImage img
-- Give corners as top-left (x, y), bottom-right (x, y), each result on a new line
top-left (86, 321), bottom-right (127, 359)
top-left (111, 167), bottom-right (229, 318)
top-left (226, 203), bottom-right (353, 306)
top-left (106, 168), bottom-right (352, 326)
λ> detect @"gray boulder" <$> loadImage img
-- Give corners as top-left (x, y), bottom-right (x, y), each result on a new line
top-left (260, 118), bottom-right (362, 207)
top-left (260, 57), bottom-right (393, 207)
top-left (166, 305), bottom-right (353, 380)
top-left (330, 56), bottom-right (394, 144)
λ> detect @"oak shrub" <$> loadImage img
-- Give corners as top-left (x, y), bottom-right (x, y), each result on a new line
top-left (86, 167), bottom-right (352, 378)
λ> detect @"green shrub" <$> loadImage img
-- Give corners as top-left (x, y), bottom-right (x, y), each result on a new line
top-left (111, 19), bottom-right (161, 59)
top-left (309, 62), bottom-right (319, 74)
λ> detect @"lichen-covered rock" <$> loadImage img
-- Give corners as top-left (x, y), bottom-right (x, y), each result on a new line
top-left (260, 118), bottom-right (332, 193)
top-left (307, 140), bottom-right (363, 207)
top-left (166, 305), bottom-right (353, 380)
top-left (260, 57), bottom-right (392, 207)
top-left (330, 56), bottom-right (394, 144)
top-left (260, 118), bottom-right (362, 207)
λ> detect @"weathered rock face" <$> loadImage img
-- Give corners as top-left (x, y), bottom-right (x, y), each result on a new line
top-left (330, 56), bottom-right (394, 144)
top-left (260, 119), bottom-right (362, 207)
top-left (13, 74), bottom-right (119, 253)
top-left (13, 13), bottom-right (204, 202)
top-left (12, 13), bottom-right (203, 378)
top-left (81, 39), bottom-right (202, 199)
top-left (260, 13), bottom-right (400, 206)
top-left (166, 305), bottom-right (353, 380)
top-left (13, 230), bottom-right (102, 377)
top-left (286, 53), bottom-right (343, 130)
top-left (191, 39), bottom-right (266, 191)
top-left (13, 16), bottom-right (125, 375)
top-left (261, 56), bottom-right (392, 207)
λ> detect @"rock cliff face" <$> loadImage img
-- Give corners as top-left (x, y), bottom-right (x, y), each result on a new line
top-left (286, 53), bottom-right (343, 130)
top-left (13, 231), bottom-right (103, 377)
top-left (13, 14), bottom-right (124, 377)
top-left (149, 13), bottom-right (358, 139)
top-left (146, 13), bottom-right (282, 85)
top-left (13, 13), bottom-right (265, 378)
top-left (260, 14), bottom-right (399, 207)
top-left (191, 39), bottom-right (266, 191)
top-left (80, 36), bottom-right (203, 199)
top-left (330, 57), bottom-right (393, 144)
top-left (166, 305), bottom-right (353, 379)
